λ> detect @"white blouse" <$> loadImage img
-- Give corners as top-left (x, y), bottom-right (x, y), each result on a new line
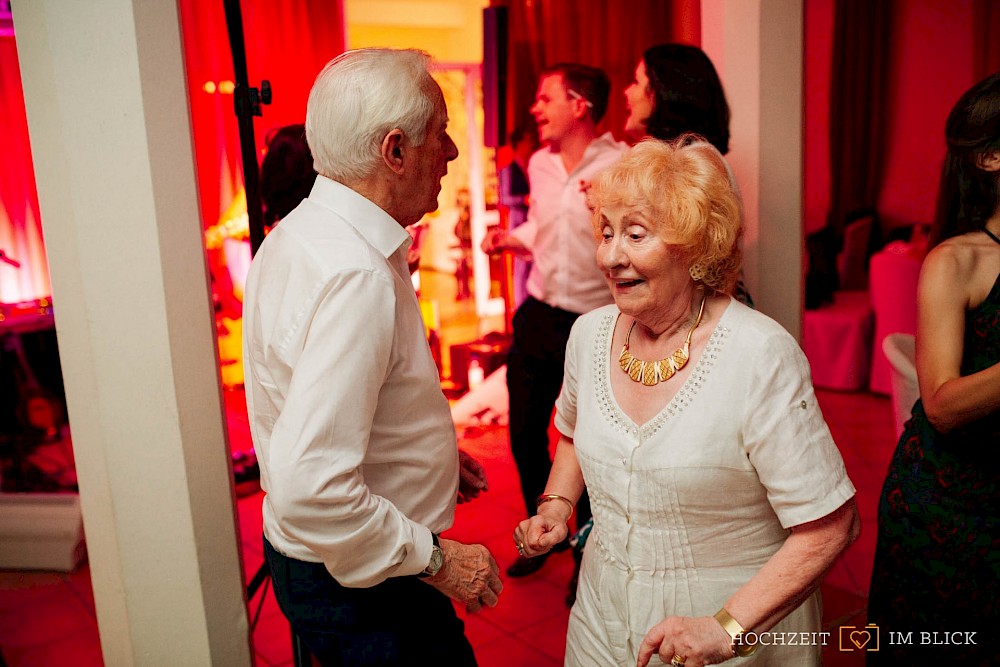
top-left (557, 299), bottom-right (856, 666)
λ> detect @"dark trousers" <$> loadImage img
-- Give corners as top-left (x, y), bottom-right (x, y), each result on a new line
top-left (506, 297), bottom-right (591, 526)
top-left (264, 537), bottom-right (477, 667)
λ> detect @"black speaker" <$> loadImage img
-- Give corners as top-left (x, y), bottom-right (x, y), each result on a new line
top-left (482, 7), bottom-right (507, 148)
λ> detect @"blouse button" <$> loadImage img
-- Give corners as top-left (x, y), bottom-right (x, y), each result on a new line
top-left (800, 400), bottom-right (807, 410)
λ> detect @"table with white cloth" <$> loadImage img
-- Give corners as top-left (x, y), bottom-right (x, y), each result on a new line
top-left (802, 290), bottom-right (874, 391)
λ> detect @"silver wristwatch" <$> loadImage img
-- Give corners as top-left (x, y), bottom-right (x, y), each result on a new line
top-left (419, 533), bottom-right (443, 577)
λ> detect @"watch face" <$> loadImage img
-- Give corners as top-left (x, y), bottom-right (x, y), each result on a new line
top-left (426, 545), bottom-right (444, 575)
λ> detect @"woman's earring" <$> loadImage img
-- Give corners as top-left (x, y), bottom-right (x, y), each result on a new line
top-left (689, 263), bottom-right (706, 282)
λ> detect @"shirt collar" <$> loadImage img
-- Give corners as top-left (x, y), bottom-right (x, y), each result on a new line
top-left (579, 132), bottom-right (620, 162)
top-left (308, 175), bottom-right (410, 259)
top-left (540, 132), bottom-right (622, 175)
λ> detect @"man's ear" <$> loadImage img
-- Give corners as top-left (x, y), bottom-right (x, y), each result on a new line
top-left (571, 98), bottom-right (590, 122)
top-left (976, 149), bottom-right (1000, 172)
top-left (381, 129), bottom-right (405, 175)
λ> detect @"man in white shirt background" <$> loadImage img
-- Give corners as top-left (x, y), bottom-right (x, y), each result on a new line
top-left (483, 64), bottom-right (626, 584)
top-left (243, 48), bottom-right (502, 666)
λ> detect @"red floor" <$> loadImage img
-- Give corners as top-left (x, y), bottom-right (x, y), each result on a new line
top-left (0, 387), bottom-right (893, 666)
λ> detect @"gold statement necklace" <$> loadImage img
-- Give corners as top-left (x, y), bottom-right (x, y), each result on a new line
top-left (618, 293), bottom-right (708, 386)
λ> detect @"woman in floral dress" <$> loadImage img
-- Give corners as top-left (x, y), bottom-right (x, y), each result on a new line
top-left (867, 72), bottom-right (1000, 666)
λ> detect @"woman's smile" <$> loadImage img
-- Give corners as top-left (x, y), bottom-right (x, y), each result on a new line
top-left (610, 276), bottom-right (645, 289)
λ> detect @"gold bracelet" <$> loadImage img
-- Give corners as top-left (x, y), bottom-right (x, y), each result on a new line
top-left (536, 493), bottom-right (575, 518)
top-left (713, 608), bottom-right (758, 657)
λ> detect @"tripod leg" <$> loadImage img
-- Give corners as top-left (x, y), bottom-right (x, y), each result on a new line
top-left (246, 561), bottom-right (270, 599)
top-left (292, 631), bottom-right (313, 666)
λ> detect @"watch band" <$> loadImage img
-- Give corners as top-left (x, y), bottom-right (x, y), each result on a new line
top-left (714, 608), bottom-right (743, 638)
top-left (714, 608), bottom-right (758, 656)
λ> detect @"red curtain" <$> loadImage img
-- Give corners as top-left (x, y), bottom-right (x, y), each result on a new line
top-left (973, 0), bottom-right (1000, 80)
top-left (178, 0), bottom-right (345, 229)
top-left (0, 36), bottom-right (50, 303)
top-left (827, 0), bottom-right (892, 238)
top-left (490, 0), bottom-right (700, 143)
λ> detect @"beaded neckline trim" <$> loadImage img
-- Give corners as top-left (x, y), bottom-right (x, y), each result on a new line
top-left (594, 306), bottom-right (732, 439)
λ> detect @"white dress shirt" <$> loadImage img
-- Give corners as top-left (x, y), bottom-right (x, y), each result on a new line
top-left (243, 176), bottom-right (458, 588)
top-left (510, 132), bottom-right (626, 314)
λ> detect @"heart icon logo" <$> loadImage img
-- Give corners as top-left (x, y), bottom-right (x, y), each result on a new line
top-left (850, 630), bottom-right (871, 649)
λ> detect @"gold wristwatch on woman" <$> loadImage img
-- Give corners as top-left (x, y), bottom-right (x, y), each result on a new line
top-left (714, 608), bottom-right (758, 656)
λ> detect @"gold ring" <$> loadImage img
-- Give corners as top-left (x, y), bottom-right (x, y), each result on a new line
top-left (670, 656), bottom-right (686, 666)
top-left (515, 540), bottom-right (525, 554)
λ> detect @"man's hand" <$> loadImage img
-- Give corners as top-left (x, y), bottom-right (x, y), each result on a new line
top-left (426, 539), bottom-right (503, 613)
top-left (481, 229), bottom-right (530, 257)
top-left (406, 245), bottom-right (421, 274)
top-left (481, 228), bottom-right (505, 255)
top-left (457, 450), bottom-right (488, 503)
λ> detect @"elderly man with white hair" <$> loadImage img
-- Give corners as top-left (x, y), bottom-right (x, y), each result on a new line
top-left (243, 48), bottom-right (502, 666)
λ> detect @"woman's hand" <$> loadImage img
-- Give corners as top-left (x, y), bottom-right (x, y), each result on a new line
top-left (513, 510), bottom-right (569, 558)
top-left (636, 615), bottom-right (734, 667)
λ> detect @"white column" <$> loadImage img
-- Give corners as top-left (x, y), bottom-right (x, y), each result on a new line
top-left (702, 0), bottom-right (804, 339)
top-left (13, 1), bottom-right (251, 665)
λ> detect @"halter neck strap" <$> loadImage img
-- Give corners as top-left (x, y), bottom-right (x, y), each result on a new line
top-left (985, 227), bottom-right (1000, 246)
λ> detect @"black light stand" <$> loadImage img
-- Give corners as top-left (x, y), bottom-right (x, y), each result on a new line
top-left (219, 2), bottom-right (311, 665)
top-left (222, 0), bottom-right (269, 257)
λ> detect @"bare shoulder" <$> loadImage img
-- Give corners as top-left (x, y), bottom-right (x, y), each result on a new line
top-left (922, 236), bottom-right (976, 291)
top-left (924, 231), bottom-right (1000, 306)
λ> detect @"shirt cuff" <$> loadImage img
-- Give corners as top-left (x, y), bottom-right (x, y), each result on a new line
top-left (509, 221), bottom-right (536, 250)
top-left (409, 526), bottom-right (436, 576)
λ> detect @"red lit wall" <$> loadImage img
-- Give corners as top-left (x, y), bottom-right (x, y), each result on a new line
top-left (804, 0), bottom-right (984, 237)
top-left (876, 1), bottom-right (977, 231)
top-left (803, 0), bottom-right (834, 236)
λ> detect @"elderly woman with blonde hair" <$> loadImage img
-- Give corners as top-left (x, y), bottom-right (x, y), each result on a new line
top-left (513, 138), bottom-right (860, 667)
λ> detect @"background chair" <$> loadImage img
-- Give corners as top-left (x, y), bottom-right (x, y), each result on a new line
top-left (869, 241), bottom-right (922, 394)
top-left (838, 214), bottom-right (874, 290)
top-left (802, 215), bottom-right (875, 391)
top-left (883, 332), bottom-right (918, 438)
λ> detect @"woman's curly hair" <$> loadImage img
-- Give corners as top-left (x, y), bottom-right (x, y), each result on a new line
top-left (589, 136), bottom-right (743, 294)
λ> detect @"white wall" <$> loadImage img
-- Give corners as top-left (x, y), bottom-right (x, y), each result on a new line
top-left (702, 0), bottom-right (804, 339)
